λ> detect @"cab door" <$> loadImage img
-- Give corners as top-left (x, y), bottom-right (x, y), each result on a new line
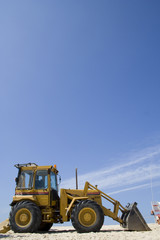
top-left (50, 170), bottom-right (59, 206)
top-left (34, 170), bottom-right (49, 206)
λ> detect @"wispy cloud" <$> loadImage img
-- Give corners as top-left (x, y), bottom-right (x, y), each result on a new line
top-left (108, 183), bottom-right (151, 195)
top-left (61, 144), bottom-right (160, 195)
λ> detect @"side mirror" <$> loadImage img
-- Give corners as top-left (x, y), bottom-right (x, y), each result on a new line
top-left (58, 175), bottom-right (61, 185)
top-left (15, 177), bottom-right (18, 185)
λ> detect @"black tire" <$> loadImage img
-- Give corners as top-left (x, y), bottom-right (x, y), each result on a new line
top-left (9, 201), bottom-right (42, 233)
top-left (38, 222), bottom-right (53, 231)
top-left (71, 200), bottom-right (104, 233)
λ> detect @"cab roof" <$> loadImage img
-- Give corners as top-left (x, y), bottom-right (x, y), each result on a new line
top-left (14, 163), bottom-right (58, 173)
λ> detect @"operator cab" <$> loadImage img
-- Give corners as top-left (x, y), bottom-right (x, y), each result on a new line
top-left (14, 163), bottom-right (59, 205)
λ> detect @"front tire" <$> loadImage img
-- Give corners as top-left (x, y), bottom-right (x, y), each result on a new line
top-left (71, 200), bottom-right (104, 233)
top-left (9, 201), bottom-right (42, 233)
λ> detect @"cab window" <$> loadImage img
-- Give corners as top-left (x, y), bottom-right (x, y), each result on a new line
top-left (17, 170), bottom-right (34, 189)
top-left (35, 170), bottom-right (48, 189)
top-left (50, 171), bottom-right (57, 191)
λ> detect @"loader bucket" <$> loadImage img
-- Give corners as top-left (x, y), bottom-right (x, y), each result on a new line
top-left (0, 219), bottom-right (10, 233)
top-left (121, 202), bottom-right (151, 231)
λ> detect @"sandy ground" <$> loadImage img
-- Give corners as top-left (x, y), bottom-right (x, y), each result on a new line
top-left (0, 224), bottom-right (159, 240)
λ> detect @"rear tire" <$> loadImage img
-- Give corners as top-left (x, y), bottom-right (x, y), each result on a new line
top-left (71, 200), bottom-right (104, 233)
top-left (9, 201), bottom-right (42, 233)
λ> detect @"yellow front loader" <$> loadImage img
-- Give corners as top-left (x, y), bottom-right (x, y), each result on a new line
top-left (0, 163), bottom-right (150, 233)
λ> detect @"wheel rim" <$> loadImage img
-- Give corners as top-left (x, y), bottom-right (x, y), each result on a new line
top-left (78, 207), bottom-right (96, 227)
top-left (15, 208), bottom-right (32, 227)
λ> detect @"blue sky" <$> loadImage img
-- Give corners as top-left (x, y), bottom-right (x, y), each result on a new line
top-left (0, 0), bottom-right (160, 225)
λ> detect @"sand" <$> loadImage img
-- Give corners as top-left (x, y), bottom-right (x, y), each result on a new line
top-left (0, 224), bottom-right (159, 240)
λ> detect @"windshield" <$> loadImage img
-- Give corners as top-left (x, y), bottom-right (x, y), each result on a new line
top-left (17, 170), bottom-right (34, 189)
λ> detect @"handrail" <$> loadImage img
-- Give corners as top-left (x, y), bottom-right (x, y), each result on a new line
top-left (14, 163), bottom-right (38, 168)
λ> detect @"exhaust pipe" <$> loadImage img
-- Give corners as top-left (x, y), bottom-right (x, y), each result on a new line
top-left (75, 168), bottom-right (78, 189)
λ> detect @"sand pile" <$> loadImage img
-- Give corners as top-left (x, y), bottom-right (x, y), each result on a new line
top-left (0, 224), bottom-right (159, 240)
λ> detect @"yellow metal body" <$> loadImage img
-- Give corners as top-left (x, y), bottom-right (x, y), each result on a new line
top-left (0, 164), bottom-right (127, 233)
top-left (59, 182), bottom-right (126, 224)
top-left (10, 164), bottom-right (127, 225)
